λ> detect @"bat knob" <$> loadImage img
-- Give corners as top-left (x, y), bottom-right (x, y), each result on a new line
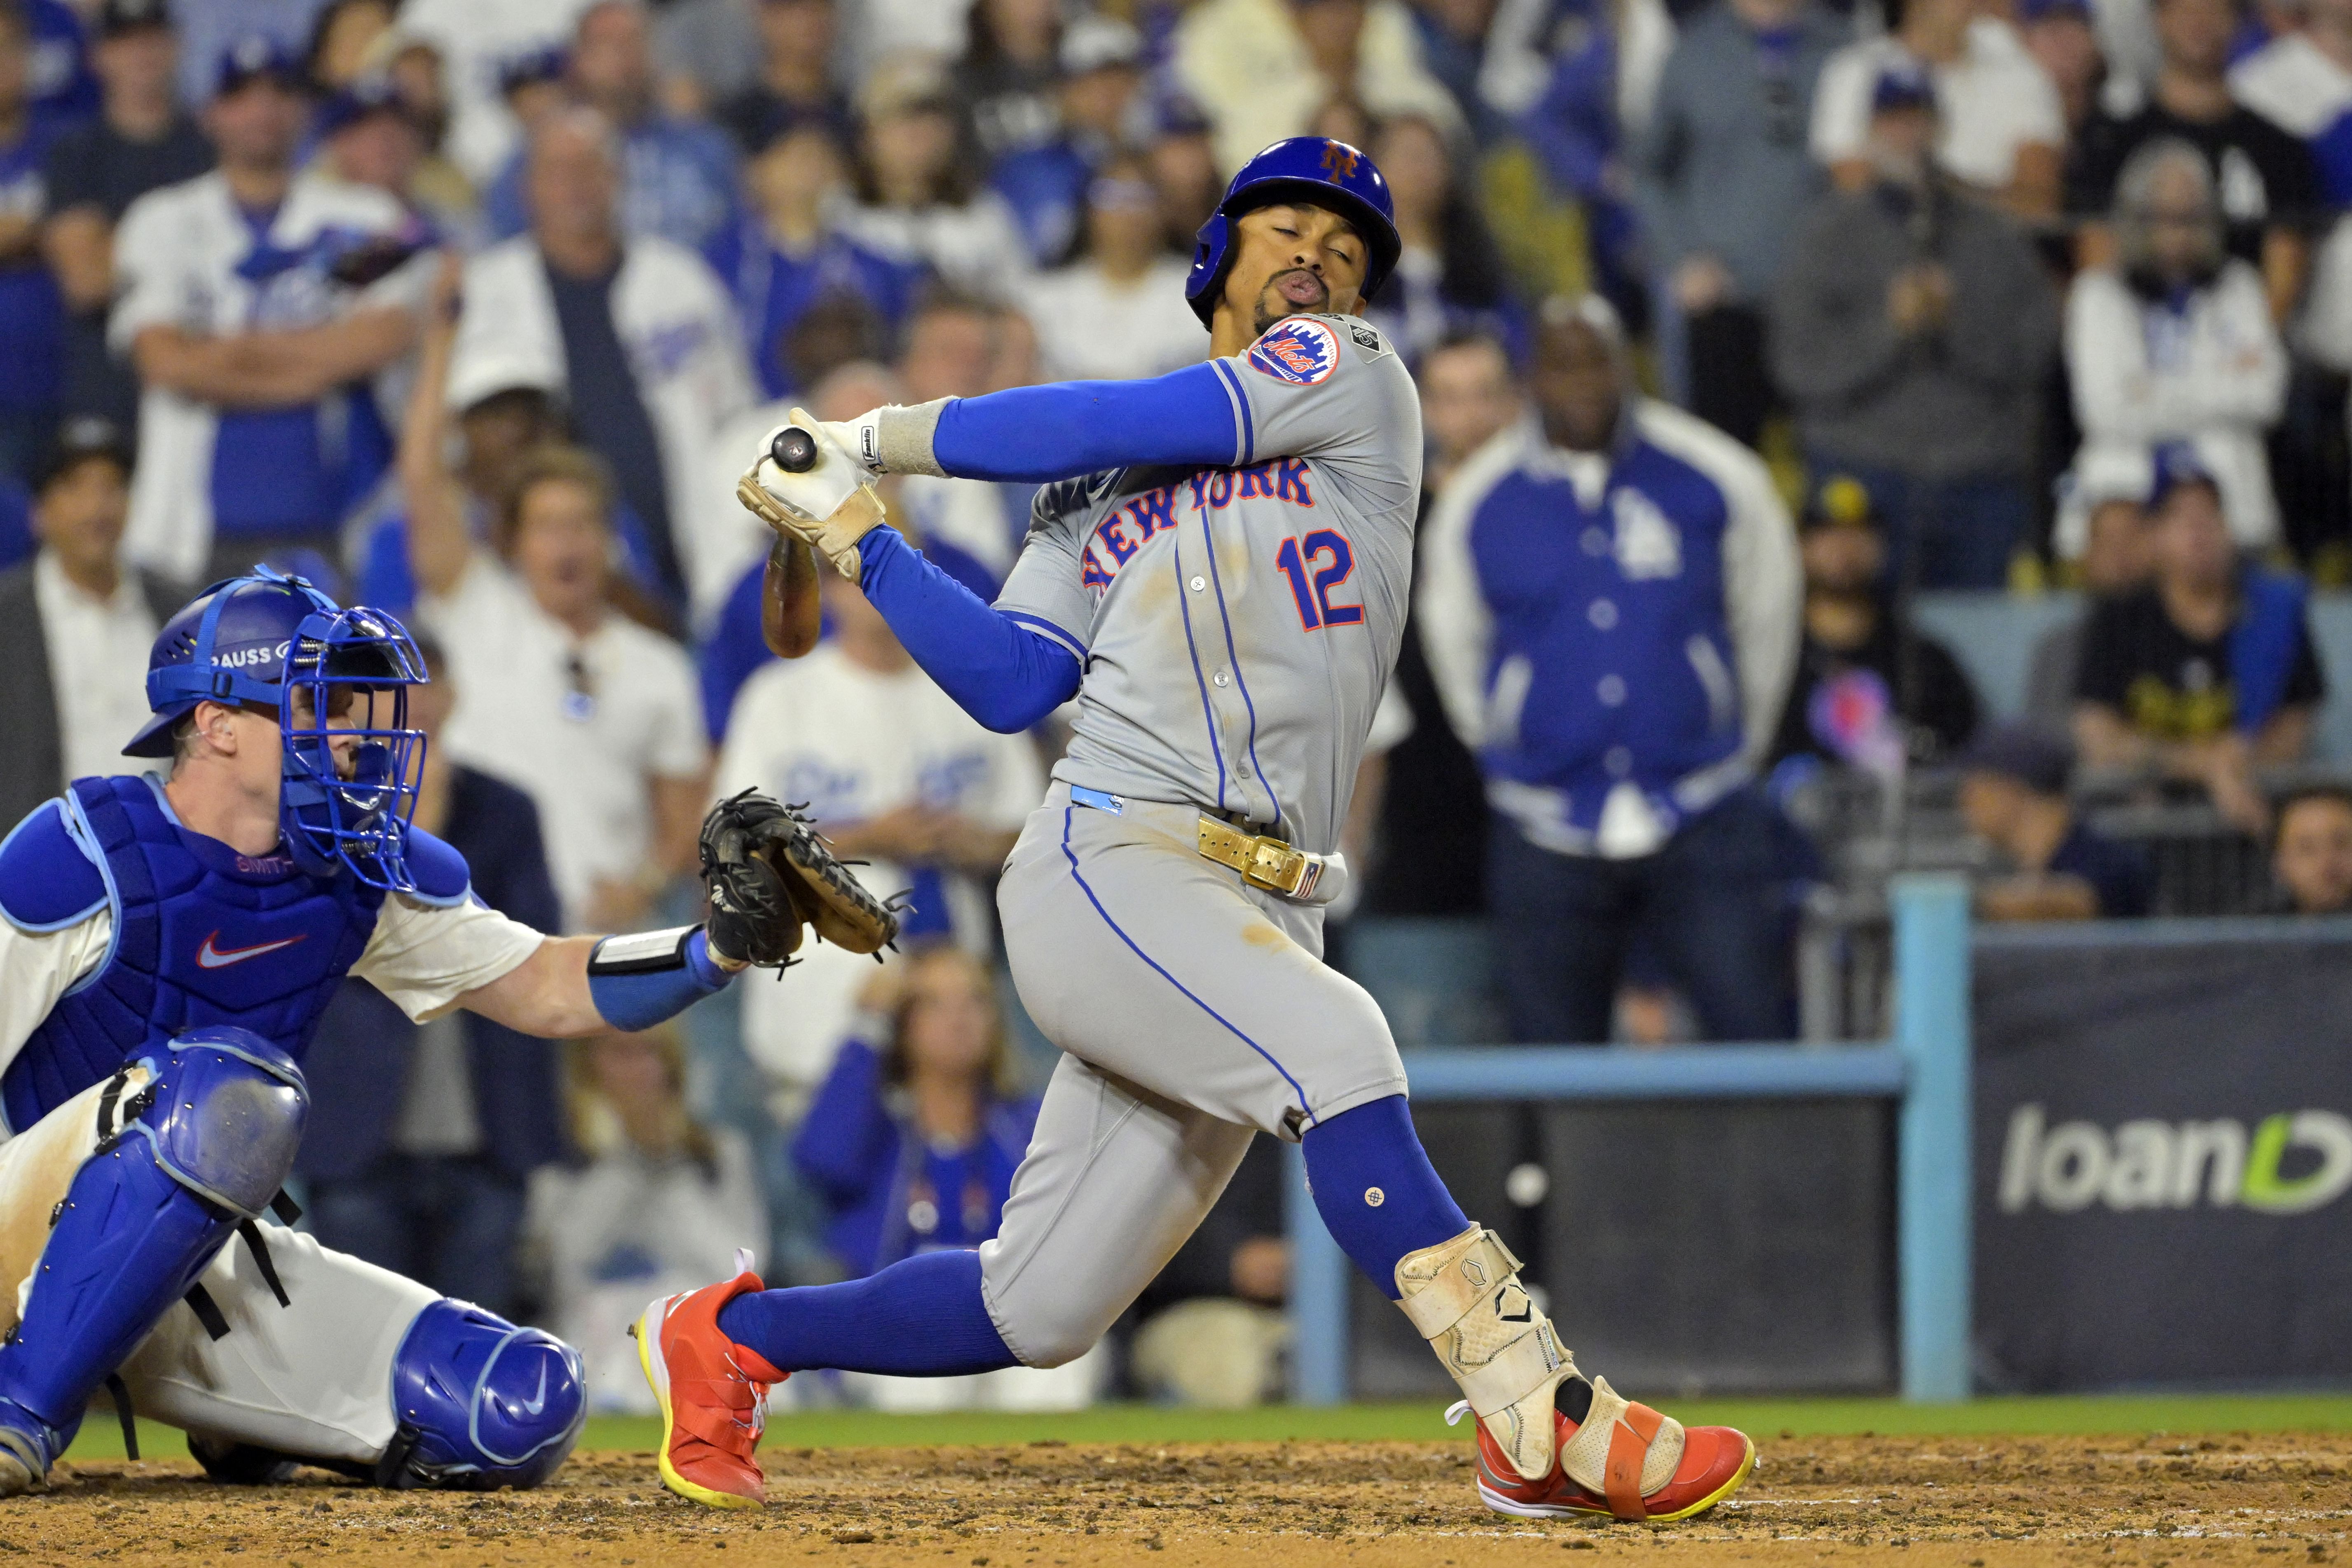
top-left (770, 427), bottom-right (819, 473)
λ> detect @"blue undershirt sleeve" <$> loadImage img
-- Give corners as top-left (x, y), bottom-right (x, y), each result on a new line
top-left (930, 361), bottom-right (1245, 481)
top-left (856, 526), bottom-right (1083, 733)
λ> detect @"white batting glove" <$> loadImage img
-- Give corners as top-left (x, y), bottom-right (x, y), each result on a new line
top-left (820, 411), bottom-right (889, 477)
top-left (736, 409), bottom-right (890, 582)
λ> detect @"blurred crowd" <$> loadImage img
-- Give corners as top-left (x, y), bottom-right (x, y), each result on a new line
top-left (12, 0), bottom-right (2352, 1408)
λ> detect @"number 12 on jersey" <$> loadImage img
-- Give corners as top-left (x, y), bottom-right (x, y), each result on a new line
top-left (1274, 529), bottom-right (1364, 631)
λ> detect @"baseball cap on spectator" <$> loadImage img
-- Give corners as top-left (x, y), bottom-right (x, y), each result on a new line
top-left (97, 0), bottom-right (171, 38)
top-left (2147, 441), bottom-right (2221, 510)
top-left (1059, 14), bottom-right (1140, 75)
top-left (859, 52), bottom-right (954, 121)
top-left (216, 35), bottom-right (306, 96)
top-left (498, 45), bottom-right (569, 97)
top-left (1958, 723), bottom-right (2074, 797)
top-left (2016, 0), bottom-right (2090, 20)
top-left (1870, 59), bottom-right (1937, 116)
top-left (445, 347), bottom-right (565, 413)
top-left (35, 416), bottom-right (133, 494)
top-left (316, 72), bottom-right (410, 136)
top-left (1802, 473), bottom-right (1877, 532)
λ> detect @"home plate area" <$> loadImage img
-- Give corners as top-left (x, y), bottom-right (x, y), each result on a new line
top-left (7, 1433), bottom-right (2347, 1567)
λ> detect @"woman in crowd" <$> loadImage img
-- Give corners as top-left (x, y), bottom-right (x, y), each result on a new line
top-left (2062, 137), bottom-right (2288, 558)
top-left (529, 1027), bottom-right (767, 1413)
top-left (836, 54), bottom-right (1032, 302)
top-left (791, 949), bottom-right (1099, 1411)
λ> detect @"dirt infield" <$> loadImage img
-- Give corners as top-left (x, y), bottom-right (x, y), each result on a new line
top-left (7, 1431), bottom-right (2346, 1567)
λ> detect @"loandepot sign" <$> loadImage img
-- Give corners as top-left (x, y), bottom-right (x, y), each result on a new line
top-left (1997, 1104), bottom-right (2352, 1215)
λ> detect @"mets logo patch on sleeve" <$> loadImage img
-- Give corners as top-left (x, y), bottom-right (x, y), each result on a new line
top-left (1249, 317), bottom-right (1342, 385)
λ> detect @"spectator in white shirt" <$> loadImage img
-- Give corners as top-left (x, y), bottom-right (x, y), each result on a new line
top-left (835, 53), bottom-right (1033, 305)
top-left (1015, 156), bottom-right (1201, 384)
top-left (712, 548), bottom-right (1042, 1109)
top-left (2230, 0), bottom-right (2352, 148)
top-left (1810, 0), bottom-right (2067, 219)
top-left (527, 1024), bottom-right (766, 1413)
top-left (0, 416), bottom-right (180, 828)
top-left (450, 106), bottom-right (761, 623)
top-left (404, 258), bottom-right (710, 930)
top-left (114, 37), bottom-right (429, 588)
top-left (2063, 136), bottom-right (2289, 553)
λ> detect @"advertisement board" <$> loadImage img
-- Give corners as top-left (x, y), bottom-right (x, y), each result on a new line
top-left (1974, 925), bottom-right (2352, 1390)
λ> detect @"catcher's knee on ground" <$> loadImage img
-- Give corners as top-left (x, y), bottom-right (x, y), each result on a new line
top-left (124, 1233), bottom-right (585, 1490)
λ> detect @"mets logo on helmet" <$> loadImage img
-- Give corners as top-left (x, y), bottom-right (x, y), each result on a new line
top-left (1248, 317), bottom-right (1342, 386)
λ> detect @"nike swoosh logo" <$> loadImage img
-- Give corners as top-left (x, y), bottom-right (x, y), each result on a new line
top-left (196, 932), bottom-right (309, 970)
top-left (521, 1362), bottom-right (549, 1416)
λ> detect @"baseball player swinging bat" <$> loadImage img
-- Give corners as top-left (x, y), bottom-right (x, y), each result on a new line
top-left (637, 136), bottom-right (1757, 1523)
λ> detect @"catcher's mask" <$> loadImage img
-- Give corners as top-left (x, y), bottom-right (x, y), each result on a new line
top-left (127, 567), bottom-right (432, 891)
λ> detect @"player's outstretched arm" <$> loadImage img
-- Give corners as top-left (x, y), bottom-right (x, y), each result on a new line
top-left (855, 363), bottom-right (1249, 484)
top-left (454, 933), bottom-right (620, 1038)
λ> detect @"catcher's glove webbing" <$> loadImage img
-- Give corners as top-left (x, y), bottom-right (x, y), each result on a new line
top-left (699, 788), bottom-right (904, 967)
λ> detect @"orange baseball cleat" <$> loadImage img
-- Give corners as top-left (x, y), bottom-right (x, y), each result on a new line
top-left (1455, 1381), bottom-right (1757, 1523)
top-left (631, 1251), bottom-right (789, 1509)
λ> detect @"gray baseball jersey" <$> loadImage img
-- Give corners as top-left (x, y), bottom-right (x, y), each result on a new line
top-left (968, 315), bottom-right (1425, 1370)
top-left (993, 312), bottom-right (1423, 854)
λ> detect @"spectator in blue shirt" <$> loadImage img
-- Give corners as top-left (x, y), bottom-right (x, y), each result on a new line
top-left (705, 117), bottom-right (922, 401)
top-left (1419, 295), bottom-right (1806, 1043)
top-left (0, 0), bottom-right (63, 483)
top-left (483, 0), bottom-right (738, 253)
top-left (791, 947), bottom-right (1041, 1281)
top-left (1958, 723), bottom-right (2153, 920)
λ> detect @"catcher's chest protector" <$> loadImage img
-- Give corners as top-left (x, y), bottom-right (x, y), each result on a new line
top-left (2, 776), bottom-right (384, 1132)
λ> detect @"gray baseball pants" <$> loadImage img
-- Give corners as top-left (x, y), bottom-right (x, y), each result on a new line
top-left (976, 782), bottom-right (1407, 1367)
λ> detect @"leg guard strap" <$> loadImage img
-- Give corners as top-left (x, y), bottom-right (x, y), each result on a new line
top-left (1394, 1225), bottom-right (1574, 1484)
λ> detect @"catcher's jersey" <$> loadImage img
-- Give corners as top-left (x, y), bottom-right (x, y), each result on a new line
top-left (994, 313), bottom-right (1422, 855)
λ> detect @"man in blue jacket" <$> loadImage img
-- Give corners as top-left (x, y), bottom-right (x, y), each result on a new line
top-left (1418, 294), bottom-right (1804, 1043)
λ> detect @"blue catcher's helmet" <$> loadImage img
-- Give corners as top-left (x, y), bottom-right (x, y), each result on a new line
top-left (380, 1300), bottom-right (586, 1491)
top-left (1183, 136), bottom-right (1402, 327)
top-left (124, 567), bottom-right (430, 891)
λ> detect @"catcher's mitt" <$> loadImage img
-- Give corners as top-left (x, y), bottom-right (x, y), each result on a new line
top-left (699, 788), bottom-right (903, 967)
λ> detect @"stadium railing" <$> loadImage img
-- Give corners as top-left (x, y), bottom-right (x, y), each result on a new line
top-left (1284, 875), bottom-right (1974, 1405)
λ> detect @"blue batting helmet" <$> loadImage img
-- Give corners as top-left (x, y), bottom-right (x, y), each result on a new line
top-left (1184, 136), bottom-right (1401, 327)
top-left (126, 567), bottom-right (431, 891)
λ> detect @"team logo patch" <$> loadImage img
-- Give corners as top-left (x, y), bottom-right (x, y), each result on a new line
top-left (1249, 317), bottom-right (1341, 386)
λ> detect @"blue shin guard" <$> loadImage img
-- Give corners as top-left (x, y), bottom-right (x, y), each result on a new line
top-left (0, 1029), bottom-right (306, 1483)
top-left (715, 1250), bottom-right (1018, 1376)
top-left (1300, 1095), bottom-right (1472, 1298)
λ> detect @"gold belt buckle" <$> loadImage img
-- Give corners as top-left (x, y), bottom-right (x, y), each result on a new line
top-left (1198, 817), bottom-right (1314, 898)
